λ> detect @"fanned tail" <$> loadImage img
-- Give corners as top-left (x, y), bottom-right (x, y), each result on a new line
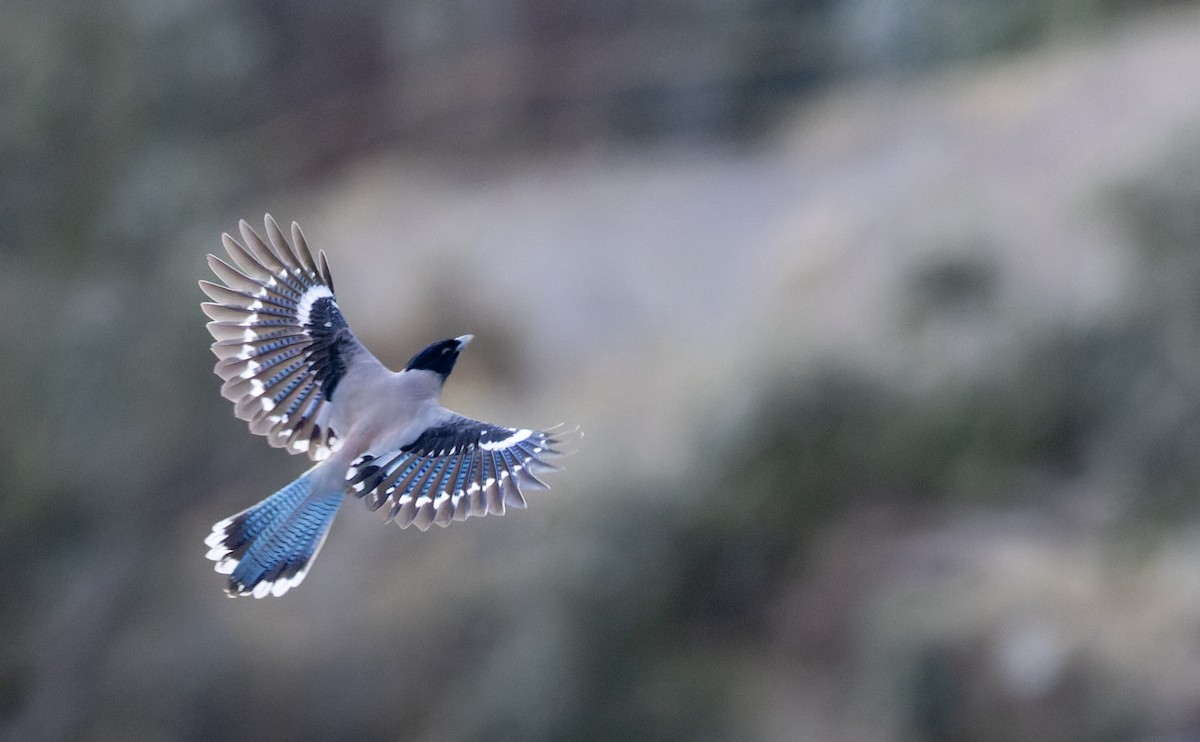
top-left (204, 469), bottom-right (343, 598)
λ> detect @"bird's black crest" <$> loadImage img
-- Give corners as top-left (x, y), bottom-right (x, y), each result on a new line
top-left (405, 337), bottom-right (466, 379)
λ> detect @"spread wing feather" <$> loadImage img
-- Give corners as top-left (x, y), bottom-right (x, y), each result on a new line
top-left (200, 215), bottom-right (369, 460)
top-left (345, 417), bottom-right (579, 530)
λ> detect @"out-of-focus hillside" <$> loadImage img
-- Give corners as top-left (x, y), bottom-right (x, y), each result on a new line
top-left (5, 2), bottom-right (1200, 741)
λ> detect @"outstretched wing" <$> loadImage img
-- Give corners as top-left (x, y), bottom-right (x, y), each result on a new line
top-left (345, 417), bottom-right (578, 530)
top-left (200, 215), bottom-right (368, 461)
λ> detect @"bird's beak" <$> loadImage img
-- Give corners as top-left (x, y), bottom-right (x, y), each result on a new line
top-left (455, 334), bottom-right (474, 349)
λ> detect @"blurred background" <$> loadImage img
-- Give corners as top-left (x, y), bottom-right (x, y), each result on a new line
top-left (5, 0), bottom-right (1200, 740)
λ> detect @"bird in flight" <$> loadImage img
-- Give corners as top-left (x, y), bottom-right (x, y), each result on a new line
top-left (199, 215), bottom-right (577, 598)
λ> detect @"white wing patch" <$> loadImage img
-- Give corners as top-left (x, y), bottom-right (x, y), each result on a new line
top-left (296, 284), bottom-right (335, 328)
top-left (479, 428), bottom-right (532, 451)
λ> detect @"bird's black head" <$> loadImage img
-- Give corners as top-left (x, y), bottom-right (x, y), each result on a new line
top-left (405, 334), bottom-right (473, 380)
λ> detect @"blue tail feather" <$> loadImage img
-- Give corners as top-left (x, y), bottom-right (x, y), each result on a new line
top-left (205, 471), bottom-right (343, 598)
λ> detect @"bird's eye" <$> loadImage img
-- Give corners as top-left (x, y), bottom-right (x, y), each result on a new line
top-left (441, 347), bottom-right (450, 354)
